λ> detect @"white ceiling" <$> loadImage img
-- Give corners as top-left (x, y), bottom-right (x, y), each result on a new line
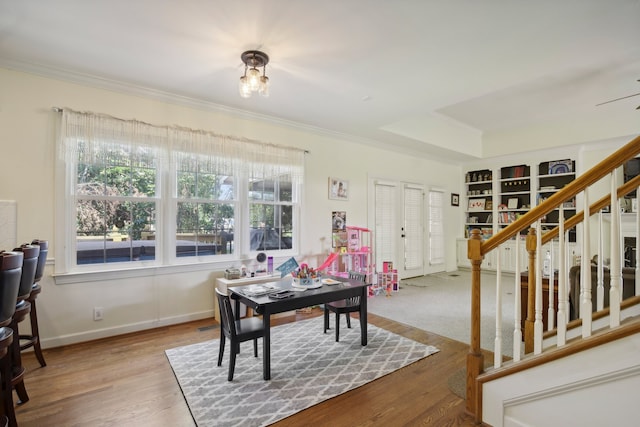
top-left (1, 0), bottom-right (639, 161)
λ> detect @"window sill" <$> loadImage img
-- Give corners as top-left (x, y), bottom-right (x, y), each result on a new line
top-left (52, 253), bottom-right (296, 285)
top-left (53, 260), bottom-right (229, 285)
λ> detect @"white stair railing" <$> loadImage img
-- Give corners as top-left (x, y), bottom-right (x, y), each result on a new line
top-left (609, 172), bottom-right (622, 327)
top-left (513, 234), bottom-right (522, 361)
top-left (581, 187), bottom-right (593, 338)
top-left (494, 245), bottom-right (503, 367)
top-left (494, 170), bottom-right (640, 359)
top-left (534, 221), bottom-right (543, 354)
top-left (557, 205), bottom-right (568, 346)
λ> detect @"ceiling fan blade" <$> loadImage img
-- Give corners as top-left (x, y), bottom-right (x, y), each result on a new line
top-left (595, 92), bottom-right (640, 107)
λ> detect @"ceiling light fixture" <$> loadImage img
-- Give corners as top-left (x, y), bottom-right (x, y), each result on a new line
top-left (239, 50), bottom-right (269, 98)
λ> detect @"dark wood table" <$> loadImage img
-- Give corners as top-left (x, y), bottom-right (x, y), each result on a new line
top-left (229, 276), bottom-right (370, 380)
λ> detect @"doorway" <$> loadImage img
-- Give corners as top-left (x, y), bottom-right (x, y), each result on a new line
top-left (371, 179), bottom-right (444, 279)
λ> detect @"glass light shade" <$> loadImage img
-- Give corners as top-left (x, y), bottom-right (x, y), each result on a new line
top-left (247, 68), bottom-right (261, 91)
top-left (259, 76), bottom-right (270, 97)
top-left (239, 76), bottom-right (251, 98)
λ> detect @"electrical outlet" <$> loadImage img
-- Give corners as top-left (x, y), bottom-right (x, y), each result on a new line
top-left (93, 307), bottom-right (104, 321)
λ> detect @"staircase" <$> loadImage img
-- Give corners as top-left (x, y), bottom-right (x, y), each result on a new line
top-left (465, 135), bottom-right (640, 426)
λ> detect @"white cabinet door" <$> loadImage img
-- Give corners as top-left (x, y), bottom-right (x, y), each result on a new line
top-left (483, 249), bottom-right (497, 270)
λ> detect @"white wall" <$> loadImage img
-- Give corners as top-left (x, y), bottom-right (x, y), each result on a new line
top-left (482, 333), bottom-right (640, 427)
top-left (0, 67), bottom-right (461, 347)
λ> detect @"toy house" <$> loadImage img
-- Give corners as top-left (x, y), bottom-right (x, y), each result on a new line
top-left (327, 226), bottom-right (374, 283)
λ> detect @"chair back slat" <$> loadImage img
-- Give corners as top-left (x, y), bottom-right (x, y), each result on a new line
top-left (347, 271), bottom-right (366, 305)
top-left (215, 288), bottom-right (236, 338)
top-left (348, 271), bottom-right (366, 282)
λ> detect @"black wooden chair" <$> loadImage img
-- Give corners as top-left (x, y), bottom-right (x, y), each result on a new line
top-left (323, 271), bottom-right (366, 342)
top-left (215, 288), bottom-right (264, 381)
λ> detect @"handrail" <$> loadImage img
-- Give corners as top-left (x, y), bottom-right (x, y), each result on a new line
top-left (482, 135), bottom-right (640, 255)
top-left (541, 173), bottom-right (640, 244)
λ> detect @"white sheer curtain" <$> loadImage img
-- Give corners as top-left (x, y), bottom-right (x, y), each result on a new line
top-left (59, 109), bottom-right (305, 186)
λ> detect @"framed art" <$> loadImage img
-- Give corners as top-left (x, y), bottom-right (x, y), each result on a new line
top-left (549, 159), bottom-right (573, 175)
top-left (507, 198), bottom-right (519, 209)
top-left (451, 193), bottom-right (459, 206)
top-left (332, 211), bottom-right (346, 231)
top-left (468, 198), bottom-right (486, 211)
top-left (329, 177), bottom-right (349, 200)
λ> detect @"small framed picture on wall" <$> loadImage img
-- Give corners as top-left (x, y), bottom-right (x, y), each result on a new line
top-left (451, 193), bottom-right (459, 206)
top-left (329, 177), bottom-right (349, 200)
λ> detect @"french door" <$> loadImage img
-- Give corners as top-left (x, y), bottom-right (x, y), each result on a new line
top-left (372, 179), bottom-right (445, 279)
top-left (402, 183), bottom-right (425, 278)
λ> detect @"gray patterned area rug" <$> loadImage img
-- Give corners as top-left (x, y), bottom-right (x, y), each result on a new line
top-left (165, 317), bottom-right (439, 427)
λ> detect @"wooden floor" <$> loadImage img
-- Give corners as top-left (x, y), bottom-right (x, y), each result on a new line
top-left (14, 310), bottom-right (482, 426)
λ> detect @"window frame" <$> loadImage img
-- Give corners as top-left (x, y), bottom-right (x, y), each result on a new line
top-left (54, 111), bottom-right (304, 281)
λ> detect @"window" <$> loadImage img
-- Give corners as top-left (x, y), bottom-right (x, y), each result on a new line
top-left (175, 152), bottom-right (236, 257)
top-left (57, 110), bottom-right (303, 274)
top-left (249, 173), bottom-right (294, 251)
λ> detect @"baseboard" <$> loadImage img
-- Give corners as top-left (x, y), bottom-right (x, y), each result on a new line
top-left (40, 310), bottom-right (214, 349)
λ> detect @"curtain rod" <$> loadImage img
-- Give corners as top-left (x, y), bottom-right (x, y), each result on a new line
top-left (51, 106), bottom-right (310, 154)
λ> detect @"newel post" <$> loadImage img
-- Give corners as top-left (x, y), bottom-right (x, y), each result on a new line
top-left (524, 227), bottom-right (537, 354)
top-left (466, 229), bottom-right (484, 420)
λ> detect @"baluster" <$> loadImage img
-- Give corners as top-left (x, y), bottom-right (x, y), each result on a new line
top-left (581, 187), bottom-right (592, 337)
top-left (557, 205), bottom-right (567, 346)
top-left (609, 172), bottom-right (621, 327)
top-left (513, 233), bottom-right (522, 361)
top-left (494, 243), bottom-right (502, 367)
top-left (597, 211), bottom-right (604, 311)
top-left (466, 229), bottom-right (484, 416)
top-left (534, 221), bottom-right (543, 354)
top-left (547, 238), bottom-right (555, 331)
top-left (524, 227), bottom-right (537, 354)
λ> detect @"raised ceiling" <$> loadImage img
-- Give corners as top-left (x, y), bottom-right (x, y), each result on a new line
top-left (1, 0), bottom-right (639, 161)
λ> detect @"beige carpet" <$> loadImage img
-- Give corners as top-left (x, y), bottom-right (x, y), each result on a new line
top-left (368, 269), bottom-right (521, 358)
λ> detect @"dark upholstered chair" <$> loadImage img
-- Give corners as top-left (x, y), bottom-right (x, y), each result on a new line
top-left (20, 239), bottom-right (48, 367)
top-left (569, 264), bottom-right (636, 320)
top-left (215, 288), bottom-right (264, 381)
top-left (0, 251), bottom-right (23, 427)
top-left (323, 271), bottom-right (366, 342)
top-left (10, 244), bottom-right (40, 405)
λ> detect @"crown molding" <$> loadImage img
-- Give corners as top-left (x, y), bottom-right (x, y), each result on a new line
top-left (1, 59), bottom-right (366, 138)
top-left (0, 58), bottom-right (467, 163)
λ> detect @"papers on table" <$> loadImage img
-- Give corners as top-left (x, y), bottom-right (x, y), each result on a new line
top-left (240, 283), bottom-right (279, 296)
